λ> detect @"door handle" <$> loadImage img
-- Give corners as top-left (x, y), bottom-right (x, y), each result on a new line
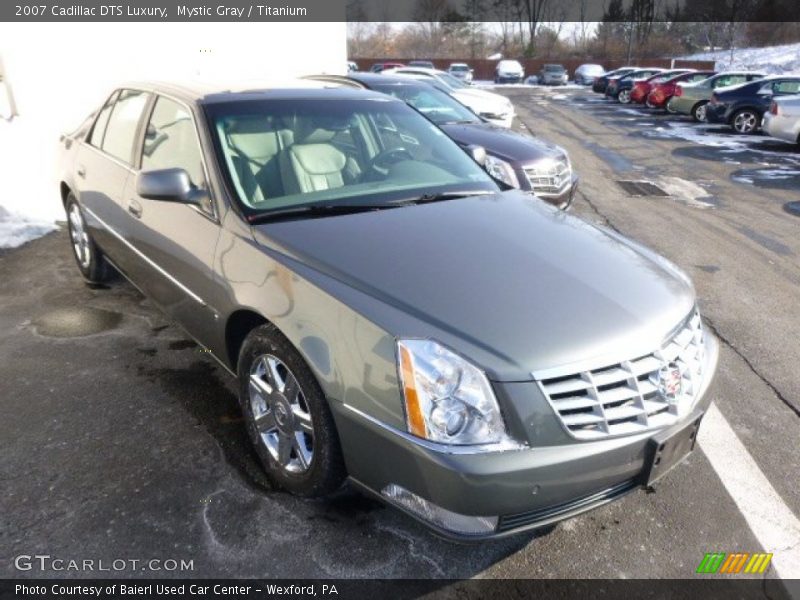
top-left (128, 199), bottom-right (143, 219)
top-left (76, 165), bottom-right (86, 178)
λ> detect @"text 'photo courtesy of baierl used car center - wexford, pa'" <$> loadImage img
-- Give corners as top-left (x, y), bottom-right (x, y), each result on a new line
top-left (1, 0), bottom-right (800, 598)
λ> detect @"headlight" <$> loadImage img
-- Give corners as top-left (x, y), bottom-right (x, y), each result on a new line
top-left (484, 154), bottom-right (520, 188)
top-left (397, 339), bottom-right (512, 446)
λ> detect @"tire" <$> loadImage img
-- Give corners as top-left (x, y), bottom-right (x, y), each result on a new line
top-left (732, 109), bottom-right (760, 134)
top-left (65, 193), bottom-right (113, 284)
top-left (618, 89), bottom-right (631, 104)
top-left (691, 101), bottom-right (709, 122)
top-left (238, 323), bottom-right (346, 497)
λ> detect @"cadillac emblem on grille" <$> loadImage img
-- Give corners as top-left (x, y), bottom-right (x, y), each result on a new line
top-left (653, 362), bottom-right (683, 403)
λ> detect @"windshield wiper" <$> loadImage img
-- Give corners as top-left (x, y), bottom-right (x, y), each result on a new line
top-left (248, 191), bottom-right (494, 224)
top-left (389, 190), bottom-right (494, 206)
top-left (248, 203), bottom-right (393, 224)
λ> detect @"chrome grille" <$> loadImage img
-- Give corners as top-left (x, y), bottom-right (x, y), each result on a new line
top-left (538, 310), bottom-right (707, 440)
top-left (524, 158), bottom-right (571, 195)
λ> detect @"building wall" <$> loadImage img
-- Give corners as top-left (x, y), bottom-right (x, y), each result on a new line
top-left (0, 22), bottom-right (347, 221)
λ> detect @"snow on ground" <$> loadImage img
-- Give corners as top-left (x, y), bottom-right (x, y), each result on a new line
top-left (0, 206), bottom-right (57, 249)
top-left (682, 42), bottom-right (800, 75)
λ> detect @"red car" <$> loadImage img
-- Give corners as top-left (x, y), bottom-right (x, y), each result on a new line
top-left (631, 70), bottom-right (692, 104)
top-left (647, 70), bottom-right (717, 109)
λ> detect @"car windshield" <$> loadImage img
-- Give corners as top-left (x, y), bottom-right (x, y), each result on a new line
top-left (450, 65), bottom-right (469, 72)
top-left (369, 84), bottom-right (480, 125)
top-left (545, 65), bottom-right (564, 72)
top-left (205, 97), bottom-right (497, 217)
top-left (437, 72), bottom-right (469, 89)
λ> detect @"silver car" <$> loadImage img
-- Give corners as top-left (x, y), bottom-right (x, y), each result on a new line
top-left (58, 81), bottom-right (718, 540)
top-left (763, 94), bottom-right (800, 145)
top-left (448, 63), bottom-right (473, 83)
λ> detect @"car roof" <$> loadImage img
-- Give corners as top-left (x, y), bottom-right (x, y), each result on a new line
top-left (347, 72), bottom-right (429, 88)
top-left (120, 80), bottom-right (394, 105)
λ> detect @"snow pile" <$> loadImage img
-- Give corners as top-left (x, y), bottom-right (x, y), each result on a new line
top-left (0, 119), bottom-right (63, 249)
top-left (0, 205), bottom-right (57, 249)
top-left (682, 42), bottom-right (800, 75)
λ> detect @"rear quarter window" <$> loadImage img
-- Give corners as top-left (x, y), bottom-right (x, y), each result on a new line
top-left (87, 91), bottom-right (119, 148)
top-left (101, 89), bottom-right (151, 164)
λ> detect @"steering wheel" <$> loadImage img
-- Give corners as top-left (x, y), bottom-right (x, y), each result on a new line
top-left (370, 147), bottom-right (414, 172)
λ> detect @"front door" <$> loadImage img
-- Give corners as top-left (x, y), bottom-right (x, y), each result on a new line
top-left (120, 94), bottom-right (222, 343)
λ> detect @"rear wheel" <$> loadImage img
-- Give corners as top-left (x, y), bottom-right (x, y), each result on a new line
top-left (238, 323), bottom-right (346, 497)
top-left (618, 89), bottom-right (631, 104)
top-left (691, 101), bottom-right (708, 122)
top-left (732, 109), bottom-right (760, 134)
top-left (65, 194), bottom-right (113, 284)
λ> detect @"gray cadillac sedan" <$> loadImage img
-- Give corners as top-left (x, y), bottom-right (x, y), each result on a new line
top-left (58, 82), bottom-right (718, 539)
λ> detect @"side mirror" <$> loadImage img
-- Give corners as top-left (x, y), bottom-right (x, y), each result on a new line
top-left (466, 144), bottom-right (486, 166)
top-left (137, 168), bottom-right (206, 205)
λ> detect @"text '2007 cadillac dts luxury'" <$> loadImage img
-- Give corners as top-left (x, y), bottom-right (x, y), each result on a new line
top-left (58, 81), bottom-right (718, 540)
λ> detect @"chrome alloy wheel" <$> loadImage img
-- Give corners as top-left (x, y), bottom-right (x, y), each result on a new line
top-left (68, 203), bottom-right (91, 269)
top-left (618, 89), bottom-right (631, 104)
top-left (733, 110), bottom-right (758, 133)
top-left (695, 103), bottom-right (707, 121)
top-left (248, 354), bottom-right (314, 473)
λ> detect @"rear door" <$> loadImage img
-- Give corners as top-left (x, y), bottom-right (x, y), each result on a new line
top-left (74, 89), bottom-right (151, 271)
top-left (119, 94), bottom-right (222, 343)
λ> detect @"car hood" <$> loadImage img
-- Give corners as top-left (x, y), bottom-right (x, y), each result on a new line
top-left (252, 192), bottom-right (695, 381)
top-left (439, 122), bottom-right (564, 164)
top-left (454, 87), bottom-right (509, 104)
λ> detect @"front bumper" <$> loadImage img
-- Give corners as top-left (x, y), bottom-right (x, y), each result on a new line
top-left (496, 74), bottom-right (523, 84)
top-left (705, 103), bottom-right (729, 124)
top-left (334, 332), bottom-right (719, 540)
top-left (525, 173), bottom-right (578, 210)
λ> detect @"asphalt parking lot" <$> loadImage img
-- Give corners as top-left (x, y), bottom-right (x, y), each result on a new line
top-left (1, 85), bottom-right (799, 588)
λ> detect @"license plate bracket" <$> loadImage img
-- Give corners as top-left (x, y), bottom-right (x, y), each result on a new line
top-left (642, 413), bottom-right (703, 487)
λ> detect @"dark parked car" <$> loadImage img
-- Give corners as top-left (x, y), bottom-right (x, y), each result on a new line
top-left (408, 60), bottom-right (435, 69)
top-left (606, 68), bottom-right (665, 103)
top-left (592, 67), bottom-right (636, 94)
top-left (706, 76), bottom-right (800, 133)
top-left (306, 72), bottom-right (577, 208)
top-left (58, 82), bottom-right (718, 540)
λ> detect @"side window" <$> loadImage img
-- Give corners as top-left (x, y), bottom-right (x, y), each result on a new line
top-left (102, 89), bottom-right (150, 164)
top-left (141, 96), bottom-right (206, 189)
top-left (87, 91), bottom-right (119, 148)
top-left (775, 81), bottom-right (800, 95)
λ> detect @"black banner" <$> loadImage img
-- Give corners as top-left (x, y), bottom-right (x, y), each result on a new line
top-left (1, 579), bottom-right (799, 600)
top-left (1, 0), bottom-right (799, 22)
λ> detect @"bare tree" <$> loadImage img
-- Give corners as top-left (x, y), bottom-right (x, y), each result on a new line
top-left (521, 0), bottom-right (550, 56)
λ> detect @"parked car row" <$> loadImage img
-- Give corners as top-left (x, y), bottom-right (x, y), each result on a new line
top-left (362, 60), bottom-right (475, 83)
top-left (58, 76), bottom-right (718, 540)
top-left (593, 66), bottom-right (800, 141)
top-left (306, 72), bottom-right (577, 208)
top-left (380, 66), bottom-right (515, 129)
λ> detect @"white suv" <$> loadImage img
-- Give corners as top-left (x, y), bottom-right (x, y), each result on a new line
top-left (495, 60), bottom-right (525, 84)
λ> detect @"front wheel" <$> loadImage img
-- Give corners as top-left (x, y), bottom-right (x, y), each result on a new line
top-left (238, 323), bottom-right (346, 497)
top-left (65, 194), bottom-right (113, 284)
top-left (618, 89), bottom-right (631, 104)
top-left (732, 109), bottom-right (760, 134)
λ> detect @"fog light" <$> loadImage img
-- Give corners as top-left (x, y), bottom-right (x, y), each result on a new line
top-left (381, 484), bottom-right (498, 535)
